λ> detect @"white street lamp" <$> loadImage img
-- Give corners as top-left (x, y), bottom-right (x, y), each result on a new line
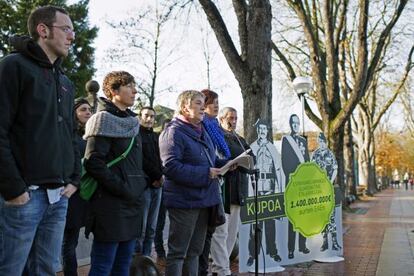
top-left (292, 76), bottom-right (313, 136)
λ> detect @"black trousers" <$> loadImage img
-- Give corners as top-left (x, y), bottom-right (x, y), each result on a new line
top-left (248, 219), bottom-right (277, 257)
top-left (288, 220), bottom-right (307, 252)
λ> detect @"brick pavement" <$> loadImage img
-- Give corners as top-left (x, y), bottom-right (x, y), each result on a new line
top-left (59, 187), bottom-right (414, 275)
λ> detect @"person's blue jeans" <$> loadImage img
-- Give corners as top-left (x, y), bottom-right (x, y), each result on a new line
top-left (89, 239), bottom-right (135, 276)
top-left (62, 227), bottom-right (81, 276)
top-left (136, 187), bottom-right (162, 256)
top-left (0, 188), bottom-right (68, 275)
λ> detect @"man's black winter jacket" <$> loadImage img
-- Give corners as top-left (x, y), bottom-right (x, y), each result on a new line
top-left (0, 36), bottom-right (80, 200)
top-left (140, 125), bottom-right (163, 187)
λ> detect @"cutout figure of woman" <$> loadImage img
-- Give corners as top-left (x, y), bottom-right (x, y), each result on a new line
top-left (311, 132), bottom-right (341, 251)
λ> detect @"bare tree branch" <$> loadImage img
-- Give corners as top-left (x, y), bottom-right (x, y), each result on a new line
top-left (271, 41), bottom-right (296, 81)
top-left (198, 0), bottom-right (248, 83)
top-left (372, 44), bottom-right (414, 130)
top-left (232, 0), bottom-right (248, 61)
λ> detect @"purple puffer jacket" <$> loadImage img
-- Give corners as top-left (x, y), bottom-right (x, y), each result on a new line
top-left (159, 117), bottom-right (225, 209)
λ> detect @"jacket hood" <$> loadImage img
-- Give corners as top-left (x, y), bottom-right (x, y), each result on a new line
top-left (8, 35), bottom-right (62, 68)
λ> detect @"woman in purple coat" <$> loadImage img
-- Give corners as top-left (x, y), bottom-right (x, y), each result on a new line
top-left (159, 90), bottom-right (226, 276)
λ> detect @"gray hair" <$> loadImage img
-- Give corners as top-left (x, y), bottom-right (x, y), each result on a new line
top-left (218, 107), bottom-right (237, 120)
top-left (175, 90), bottom-right (205, 116)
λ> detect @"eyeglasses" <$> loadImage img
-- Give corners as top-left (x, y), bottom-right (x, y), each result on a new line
top-left (46, 25), bottom-right (75, 36)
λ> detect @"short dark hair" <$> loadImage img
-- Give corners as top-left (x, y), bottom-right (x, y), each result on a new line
top-left (102, 71), bottom-right (135, 100)
top-left (139, 106), bottom-right (155, 116)
top-left (318, 132), bottom-right (327, 143)
top-left (27, 5), bottom-right (68, 41)
top-left (255, 119), bottom-right (269, 132)
top-left (201, 89), bottom-right (218, 105)
top-left (289, 114), bottom-right (299, 127)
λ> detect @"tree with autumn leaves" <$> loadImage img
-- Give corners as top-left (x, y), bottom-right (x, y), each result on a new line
top-left (376, 130), bottom-right (414, 183)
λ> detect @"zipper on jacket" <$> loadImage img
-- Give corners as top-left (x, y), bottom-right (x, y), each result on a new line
top-left (53, 67), bottom-right (66, 184)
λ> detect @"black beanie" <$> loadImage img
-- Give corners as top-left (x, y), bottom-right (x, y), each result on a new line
top-left (74, 98), bottom-right (90, 111)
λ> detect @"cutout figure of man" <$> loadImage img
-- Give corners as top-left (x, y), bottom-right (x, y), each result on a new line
top-left (247, 119), bottom-right (284, 266)
top-left (311, 132), bottom-right (341, 251)
top-left (281, 114), bottom-right (310, 259)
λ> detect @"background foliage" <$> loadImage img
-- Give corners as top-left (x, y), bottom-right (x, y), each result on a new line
top-left (0, 0), bottom-right (98, 96)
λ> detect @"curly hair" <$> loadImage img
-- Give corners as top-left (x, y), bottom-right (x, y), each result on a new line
top-left (102, 71), bottom-right (135, 100)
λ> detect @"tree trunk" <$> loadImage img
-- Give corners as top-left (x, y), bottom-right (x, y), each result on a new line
top-left (199, 0), bottom-right (273, 143)
top-left (242, 1), bottom-right (272, 143)
top-left (330, 125), bottom-right (346, 198)
top-left (242, 90), bottom-right (272, 143)
top-left (356, 104), bottom-right (379, 195)
top-left (344, 118), bottom-right (357, 198)
top-left (358, 147), bottom-right (370, 186)
top-left (367, 136), bottom-right (378, 195)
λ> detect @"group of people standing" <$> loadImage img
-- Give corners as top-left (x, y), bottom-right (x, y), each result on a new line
top-left (0, 4), bottom-right (342, 276)
top-left (0, 5), bottom-right (250, 276)
top-left (158, 89), bottom-right (250, 276)
top-left (64, 70), bottom-right (167, 275)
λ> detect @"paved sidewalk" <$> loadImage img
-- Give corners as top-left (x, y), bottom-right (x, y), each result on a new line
top-left (253, 188), bottom-right (414, 276)
top-left (59, 188), bottom-right (414, 275)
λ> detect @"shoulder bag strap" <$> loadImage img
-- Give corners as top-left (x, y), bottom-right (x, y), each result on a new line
top-left (107, 136), bottom-right (136, 167)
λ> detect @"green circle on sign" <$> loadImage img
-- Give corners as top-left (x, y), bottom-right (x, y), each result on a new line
top-left (284, 162), bottom-right (334, 237)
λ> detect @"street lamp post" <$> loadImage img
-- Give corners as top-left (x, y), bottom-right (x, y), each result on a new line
top-left (85, 80), bottom-right (100, 114)
top-left (292, 76), bottom-right (313, 136)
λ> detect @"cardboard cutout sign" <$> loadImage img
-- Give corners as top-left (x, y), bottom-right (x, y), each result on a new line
top-left (239, 118), bottom-right (344, 273)
top-left (284, 162), bottom-right (335, 237)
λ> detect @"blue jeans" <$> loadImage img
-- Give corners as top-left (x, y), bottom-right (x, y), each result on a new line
top-left (89, 240), bottom-right (135, 276)
top-left (0, 189), bottom-right (68, 275)
top-left (136, 188), bottom-right (161, 256)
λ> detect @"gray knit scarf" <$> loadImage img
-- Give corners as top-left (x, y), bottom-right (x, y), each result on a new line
top-left (83, 111), bottom-right (140, 139)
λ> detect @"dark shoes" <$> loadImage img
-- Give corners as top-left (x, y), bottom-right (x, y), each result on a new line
top-left (321, 239), bottom-right (329, 252)
top-left (246, 256), bottom-right (254, 266)
top-left (332, 240), bottom-right (342, 251)
top-left (270, 253), bottom-right (282, 262)
top-left (288, 247), bottom-right (309, 259)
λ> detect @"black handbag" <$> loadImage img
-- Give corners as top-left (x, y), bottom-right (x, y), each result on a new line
top-left (203, 147), bottom-right (226, 227)
top-left (208, 198), bottom-right (226, 227)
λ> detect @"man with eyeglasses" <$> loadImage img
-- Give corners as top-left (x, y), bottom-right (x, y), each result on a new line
top-left (0, 6), bottom-right (79, 275)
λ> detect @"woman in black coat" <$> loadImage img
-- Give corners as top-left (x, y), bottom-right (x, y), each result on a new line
top-left (83, 71), bottom-right (147, 276)
top-left (62, 98), bottom-right (91, 276)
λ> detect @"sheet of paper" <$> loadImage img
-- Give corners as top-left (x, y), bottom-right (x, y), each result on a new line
top-left (218, 149), bottom-right (254, 175)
